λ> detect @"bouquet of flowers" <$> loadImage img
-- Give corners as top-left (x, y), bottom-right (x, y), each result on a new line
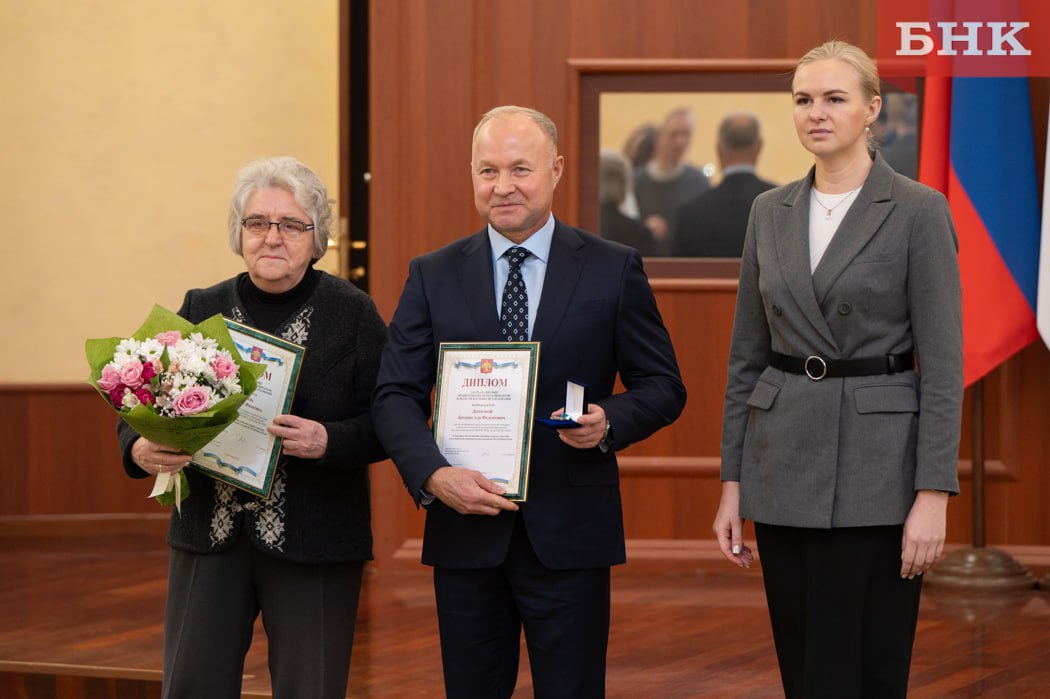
top-left (86, 304), bottom-right (265, 509)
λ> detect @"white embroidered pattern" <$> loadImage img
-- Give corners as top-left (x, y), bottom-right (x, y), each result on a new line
top-left (283, 306), bottom-right (313, 345)
top-left (249, 469), bottom-right (287, 549)
top-left (209, 482), bottom-right (241, 547)
top-left (205, 303), bottom-right (311, 552)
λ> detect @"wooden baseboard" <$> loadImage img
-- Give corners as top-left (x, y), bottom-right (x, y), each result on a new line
top-left (4, 516), bottom-right (1047, 577)
top-left (0, 514), bottom-right (169, 540)
top-left (387, 536), bottom-right (1050, 575)
top-left (0, 663), bottom-right (268, 699)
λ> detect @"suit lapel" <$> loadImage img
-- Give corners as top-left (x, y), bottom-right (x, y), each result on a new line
top-left (812, 155), bottom-right (896, 305)
top-left (532, 220), bottom-right (586, 343)
top-left (772, 170), bottom-right (839, 350)
top-left (456, 230), bottom-right (502, 339)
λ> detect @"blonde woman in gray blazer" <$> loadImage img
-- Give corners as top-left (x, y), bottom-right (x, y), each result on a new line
top-left (712, 41), bottom-right (962, 698)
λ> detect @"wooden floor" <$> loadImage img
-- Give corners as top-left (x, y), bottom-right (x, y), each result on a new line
top-left (1, 521), bottom-right (1048, 698)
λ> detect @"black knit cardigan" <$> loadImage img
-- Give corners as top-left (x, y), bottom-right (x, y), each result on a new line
top-left (118, 272), bottom-right (387, 563)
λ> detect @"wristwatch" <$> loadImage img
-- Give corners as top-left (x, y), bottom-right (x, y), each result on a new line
top-left (598, 419), bottom-right (614, 454)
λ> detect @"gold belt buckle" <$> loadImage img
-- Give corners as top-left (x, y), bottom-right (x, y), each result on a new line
top-left (804, 356), bottom-right (828, 380)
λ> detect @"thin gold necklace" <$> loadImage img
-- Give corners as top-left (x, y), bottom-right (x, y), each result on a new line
top-left (812, 187), bottom-right (861, 220)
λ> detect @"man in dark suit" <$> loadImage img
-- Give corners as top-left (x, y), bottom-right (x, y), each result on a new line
top-left (672, 112), bottom-right (776, 257)
top-left (372, 106), bottom-right (686, 698)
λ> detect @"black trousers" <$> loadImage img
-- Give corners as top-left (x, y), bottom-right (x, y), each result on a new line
top-left (433, 516), bottom-right (611, 699)
top-left (162, 532), bottom-right (364, 699)
top-left (754, 522), bottom-right (922, 699)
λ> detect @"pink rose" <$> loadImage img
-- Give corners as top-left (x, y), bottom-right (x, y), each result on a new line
top-left (98, 365), bottom-right (122, 391)
top-left (135, 388), bottom-right (155, 406)
top-left (119, 360), bottom-right (145, 389)
top-left (108, 386), bottom-right (125, 408)
top-left (141, 361), bottom-right (157, 381)
top-left (155, 330), bottom-right (182, 347)
top-left (173, 386), bottom-right (211, 416)
top-left (211, 354), bottom-right (237, 380)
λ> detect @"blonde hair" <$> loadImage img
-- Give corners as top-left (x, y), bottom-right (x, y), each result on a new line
top-left (795, 41), bottom-right (881, 151)
top-left (796, 40), bottom-right (880, 101)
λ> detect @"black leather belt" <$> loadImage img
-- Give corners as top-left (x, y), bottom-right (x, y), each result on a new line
top-left (769, 351), bottom-right (914, 381)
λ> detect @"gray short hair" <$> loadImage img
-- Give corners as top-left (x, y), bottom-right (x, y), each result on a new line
top-left (472, 106), bottom-right (558, 155)
top-left (718, 112), bottom-right (761, 151)
top-left (228, 156), bottom-right (333, 260)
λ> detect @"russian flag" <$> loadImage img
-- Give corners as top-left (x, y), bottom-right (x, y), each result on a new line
top-left (1040, 108), bottom-right (1050, 348)
top-left (919, 77), bottom-right (1041, 386)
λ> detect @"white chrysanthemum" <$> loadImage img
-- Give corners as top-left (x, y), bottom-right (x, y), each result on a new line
top-left (218, 375), bottom-right (243, 396)
top-left (112, 339), bottom-right (141, 367)
top-left (183, 353), bottom-right (209, 376)
top-left (188, 332), bottom-right (218, 352)
top-left (137, 337), bottom-right (165, 360)
top-left (121, 389), bottom-right (140, 409)
top-left (169, 338), bottom-right (193, 360)
top-left (200, 363), bottom-right (219, 384)
top-left (169, 372), bottom-right (198, 393)
top-left (171, 339), bottom-right (209, 375)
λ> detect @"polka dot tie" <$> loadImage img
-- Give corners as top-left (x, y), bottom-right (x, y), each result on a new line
top-left (500, 246), bottom-right (530, 342)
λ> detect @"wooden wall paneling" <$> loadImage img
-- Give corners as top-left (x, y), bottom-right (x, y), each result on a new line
top-left (944, 343), bottom-right (1050, 548)
top-left (368, 0), bottom-right (479, 564)
top-left (1, 387), bottom-right (155, 517)
top-left (0, 389), bottom-right (31, 515)
top-left (369, 459), bottom-right (426, 565)
top-left (1014, 343), bottom-right (1050, 545)
top-left (617, 282), bottom-right (737, 540)
top-left (986, 345), bottom-right (1050, 546)
top-left (368, 0), bottom-right (479, 320)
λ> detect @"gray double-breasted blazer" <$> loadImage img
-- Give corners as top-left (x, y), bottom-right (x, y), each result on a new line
top-left (721, 153), bottom-right (963, 529)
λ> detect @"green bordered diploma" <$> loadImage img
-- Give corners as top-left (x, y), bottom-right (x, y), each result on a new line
top-left (433, 342), bottom-right (540, 501)
top-left (190, 319), bottom-right (305, 499)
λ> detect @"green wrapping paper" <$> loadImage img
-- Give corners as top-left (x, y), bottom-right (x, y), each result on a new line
top-left (86, 304), bottom-right (266, 506)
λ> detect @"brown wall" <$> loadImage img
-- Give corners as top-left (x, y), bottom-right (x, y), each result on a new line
top-left (0, 386), bottom-right (146, 516)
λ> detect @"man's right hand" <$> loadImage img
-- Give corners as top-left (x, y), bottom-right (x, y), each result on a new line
top-left (424, 466), bottom-right (520, 516)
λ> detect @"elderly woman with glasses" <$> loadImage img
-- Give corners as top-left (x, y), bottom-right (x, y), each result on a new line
top-left (117, 156), bottom-right (387, 698)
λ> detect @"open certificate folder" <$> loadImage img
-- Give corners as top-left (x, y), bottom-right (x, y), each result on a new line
top-left (190, 320), bottom-right (304, 498)
top-left (432, 342), bottom-right (539, 501)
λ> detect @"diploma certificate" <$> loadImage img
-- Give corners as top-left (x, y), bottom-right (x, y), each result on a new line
top-left (432, 342), bottom-right (539, 501)
top-left (191, 320), bottom-right (305, 498)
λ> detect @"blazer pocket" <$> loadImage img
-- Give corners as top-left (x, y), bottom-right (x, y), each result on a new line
top-left (563, 299), bottom-right (606, 317)
top-left (850, 254), bottom-right (896, 266)
top-left (746, 378), bottom-right (781, 411)
top-left (854, 384), bottom-right (919, 413)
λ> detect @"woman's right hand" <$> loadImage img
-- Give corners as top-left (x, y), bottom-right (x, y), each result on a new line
top-left (130, 438), bottom-right (192, 477)
top-left (713, 481), bottom-right (754, 568)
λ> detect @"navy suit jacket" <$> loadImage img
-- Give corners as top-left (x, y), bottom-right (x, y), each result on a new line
top-left (373, 219), bottom-right (686, 570)
top-left (672, 171), bottom-right (776, 257)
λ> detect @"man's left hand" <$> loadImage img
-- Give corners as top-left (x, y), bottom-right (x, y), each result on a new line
top-left (554, 403), bottom-right (607, 450)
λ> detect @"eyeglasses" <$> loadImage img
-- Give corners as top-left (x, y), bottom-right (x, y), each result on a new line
top-left (242, 216), bottom-right (315, 239)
